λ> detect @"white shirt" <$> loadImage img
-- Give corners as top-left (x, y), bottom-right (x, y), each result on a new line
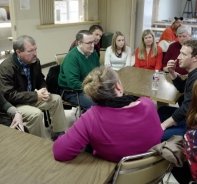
top-left (104, 46), bottom-right (132, 71)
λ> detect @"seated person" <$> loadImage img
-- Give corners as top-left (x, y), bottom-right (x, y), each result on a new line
top-left (159, 17), bottom-right (183, 43)
top-left (184, 79), bottom-right (197, 182)
top-left (158, 40), bottom-right (197, 142)
top-left (163, 25), bottom-right (191, 75)
top-left (53, 66), bottom-right (163, 163)
top-left (104, 31), bottom-right (132, 70)
top-left (69, 25), bottom-right (103, 57)
top-left (0, 35), bottom-right (67, 140)
top-left (135, 29), bottom-right (162, 70)
top-left (58, 30), bottom-right (100, 110)
top-left (0, 91), bottom-right (23, 130)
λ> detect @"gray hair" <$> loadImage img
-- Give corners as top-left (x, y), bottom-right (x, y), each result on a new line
top-left (177, 25), bottom-right (192, 36)
top-left (13, 35), bottom-right (36, 52)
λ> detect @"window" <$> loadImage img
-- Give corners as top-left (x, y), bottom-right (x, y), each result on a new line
top-left (39, 0), bottom-right (98, 26)
top-left (54, 0), bottom-right (83, 23)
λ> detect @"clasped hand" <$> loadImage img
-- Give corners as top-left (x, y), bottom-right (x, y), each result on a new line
top-left (37, 88), bottom-right (50, 101)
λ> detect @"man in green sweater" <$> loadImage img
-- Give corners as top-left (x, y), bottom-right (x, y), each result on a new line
top-left (58, 30), bottom-right (100, 110)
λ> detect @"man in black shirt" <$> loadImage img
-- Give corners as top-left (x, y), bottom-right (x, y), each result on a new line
top-left (158, 40), bottom-right (197, 141)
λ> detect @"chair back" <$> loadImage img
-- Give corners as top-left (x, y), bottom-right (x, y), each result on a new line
top-left (100, 50), bottom-right (105, 66)
top-left (46, 65), bottom-right (60, 94)
top-left (55, 53), bottom-right (67, 65)
top-left (112, 152), bottom-right (172, 184)
top-left (46, 64), bottom-right (81, 118)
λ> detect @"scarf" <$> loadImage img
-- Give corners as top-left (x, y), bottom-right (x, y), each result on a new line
top-left (97, 95), bottom-right (138, 108)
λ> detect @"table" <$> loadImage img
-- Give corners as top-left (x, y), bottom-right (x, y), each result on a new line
top-left (117, 67), bottom-right (183, 104)
top-left (0, 125), bottom-right (116, 184)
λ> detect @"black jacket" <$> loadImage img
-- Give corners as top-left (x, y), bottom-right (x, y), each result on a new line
top-left (172, 68), bottom-right (197, 123)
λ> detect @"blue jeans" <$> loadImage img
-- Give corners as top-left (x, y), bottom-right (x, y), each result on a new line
top-left (61, 90), bottom-right (95, 110)
top-left (158, 106), bottom-right (187, 141)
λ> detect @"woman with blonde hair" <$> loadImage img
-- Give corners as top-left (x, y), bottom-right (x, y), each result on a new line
top-left (53, 66), bottom-right (163, 163)
top-left (104, 31), bottom-right (132, 70)
top-left (135, 29), bottom-right (162, 70)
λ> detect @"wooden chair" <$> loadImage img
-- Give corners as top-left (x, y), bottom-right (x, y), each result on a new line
top-left (112, 151), bottom-right (172, 184)
top-left (100, 50), bottom-right (105, 66)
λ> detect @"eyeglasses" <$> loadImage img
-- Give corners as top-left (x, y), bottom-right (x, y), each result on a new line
top-left (81, 41), bottom-right (95, 46)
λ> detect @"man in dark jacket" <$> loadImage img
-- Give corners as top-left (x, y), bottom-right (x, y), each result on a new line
top-left (158, 40), bottom-right (197, 141)
top-left (0, 91), bottom-right (23, 130)
top-left (0, 35), bottom-right (67, 139)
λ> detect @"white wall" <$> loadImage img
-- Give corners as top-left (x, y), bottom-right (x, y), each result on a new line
top-left (158, 0), bottom-right (196, 20)
top-left (135, 0), bottom-right (153, 50)
top-left (9, 0), bottom-right (98, 65)
top-left (98, 0), bottom-right (136, 53)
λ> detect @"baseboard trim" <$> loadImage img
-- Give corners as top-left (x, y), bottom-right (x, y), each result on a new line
top-left (41, 61), bottom-right (56, 69)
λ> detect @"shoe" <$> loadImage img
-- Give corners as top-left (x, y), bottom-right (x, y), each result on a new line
top-left (51, 131), bottom-right (65, 141)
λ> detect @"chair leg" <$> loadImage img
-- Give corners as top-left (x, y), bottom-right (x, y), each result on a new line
top-left (44, 110), bottom-right (52, 131)
top-left (76, 93), bottom-right (81, 117)
top-left (74, 107), bottom-right (79, 118)
top-left (165, 172), bottom-right (172, 184)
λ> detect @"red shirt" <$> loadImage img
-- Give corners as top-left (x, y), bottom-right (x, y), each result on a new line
top-left (159, 27), bottom-right (179, 43)
top-left (135, 46), bottom-right (163, 70)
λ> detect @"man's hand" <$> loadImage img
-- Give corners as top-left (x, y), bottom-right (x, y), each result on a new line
top-left (161, 117), bottom-right (176, 131)
top-left (167, 60), bottom-right (178, 79)
top-left (37, 88), bottom-right (51, 101)
top-left (10, 112), bottom-right (24, 131)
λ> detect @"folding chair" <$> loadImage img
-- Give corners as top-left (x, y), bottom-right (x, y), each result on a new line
top-left (55, 53), bottom-right (67, 65)
top-left (112, 151), bottom-right (172, 184)
top-left (46, 65), bottom-right (81, 118)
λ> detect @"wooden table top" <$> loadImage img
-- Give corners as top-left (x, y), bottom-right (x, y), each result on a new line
top-left (117, 67), bottom-right (183, 104)
top-left (0, 125), bottom-right (116, 184)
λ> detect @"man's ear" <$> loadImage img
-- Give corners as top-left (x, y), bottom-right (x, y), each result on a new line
top-left (15, 49), bottom-right (21, 56)
top-left (194, 55), bottom-right (197, 63)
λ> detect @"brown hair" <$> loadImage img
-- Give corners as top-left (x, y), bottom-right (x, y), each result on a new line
top-left (187, 79), bottom-right (197, 128)
top-left (111, 31), bottom-right (126, 53)
top-left (82, 66), bottom-right (120, 103)
top-left (184, 40), bottom-right (197, 58)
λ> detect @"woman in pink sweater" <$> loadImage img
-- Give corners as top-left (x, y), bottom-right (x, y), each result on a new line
top-left (53, 66), bottom-right (163, 163)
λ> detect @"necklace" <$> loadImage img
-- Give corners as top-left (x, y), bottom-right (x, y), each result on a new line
top-left (115, 50), bottom-right (122, 58)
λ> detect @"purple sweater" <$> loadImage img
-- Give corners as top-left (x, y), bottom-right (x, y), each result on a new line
top-left (53, 97), bottom-right (163, 163)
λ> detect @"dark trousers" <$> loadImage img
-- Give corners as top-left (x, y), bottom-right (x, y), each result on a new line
top-left (172, 161), bottom-right (193, 184)
top-left (61, 91), bottom-right (95, 110)
top-left (158, 106), bottom-right (187, 141)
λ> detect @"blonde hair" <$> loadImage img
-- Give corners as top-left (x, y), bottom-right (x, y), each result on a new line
top-left (111, 31), bottom-right (126, 53)
top-left (82, 66), bottom-right (120, 103)
top-left (138, 29), bottom-right (158, 60)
